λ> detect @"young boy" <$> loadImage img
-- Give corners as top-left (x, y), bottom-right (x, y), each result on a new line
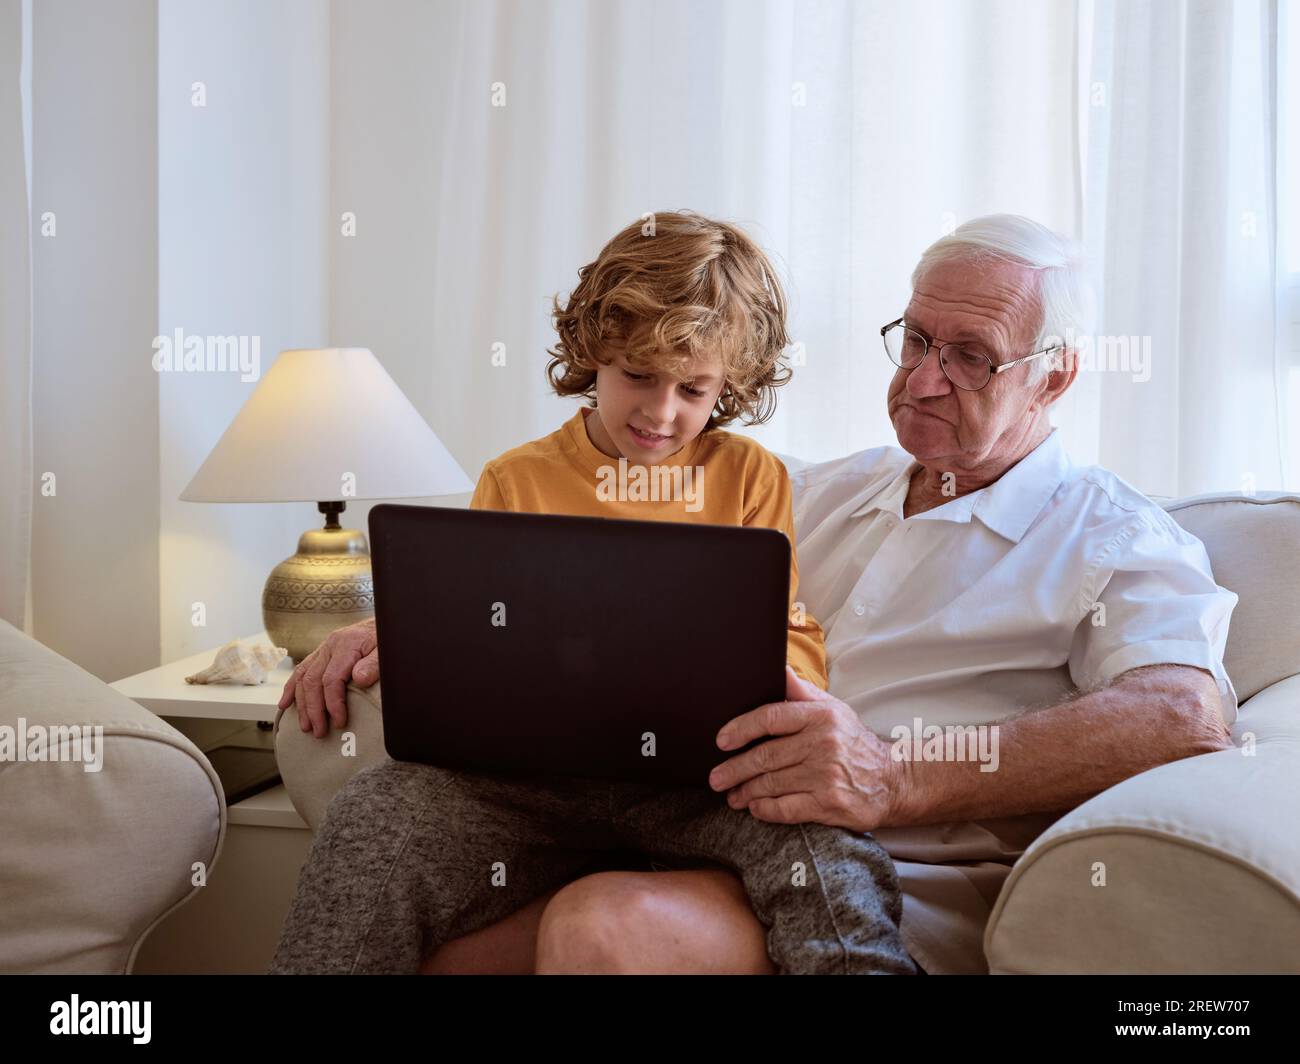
top-left (273, 212), bottom-right (915, 975)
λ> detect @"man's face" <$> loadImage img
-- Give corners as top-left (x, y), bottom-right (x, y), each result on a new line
top-left (887, 257), bottom-right (1056, 471)
top-left (591, 345), bottom-right (726, 463)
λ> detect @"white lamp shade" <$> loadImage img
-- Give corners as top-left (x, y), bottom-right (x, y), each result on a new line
top-left (180, 348), bottom-right (475, 502)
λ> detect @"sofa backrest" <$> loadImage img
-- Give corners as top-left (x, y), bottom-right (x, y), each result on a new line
top-left (1162, 492), bottom-right (1300, 703)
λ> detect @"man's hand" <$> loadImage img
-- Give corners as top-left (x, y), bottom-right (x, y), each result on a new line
top-left (276, 618), bottom-right (380, 738)
top-left (708, 666), bottom-right (907, 833)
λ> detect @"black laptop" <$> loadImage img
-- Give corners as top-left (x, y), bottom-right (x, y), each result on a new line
top-left (367, 503), bottom-right (790, 787)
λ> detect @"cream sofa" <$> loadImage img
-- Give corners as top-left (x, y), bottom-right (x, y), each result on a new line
top-left (984, 491), bottom-right (1300, 973)
top-left (274, 489), bottom-right (1300, 974)
top-left (0, 620), bottom-right (226, 973)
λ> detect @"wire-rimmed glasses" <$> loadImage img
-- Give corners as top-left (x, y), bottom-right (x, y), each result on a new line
top-left (881, 317), bottom-right (1063, 391)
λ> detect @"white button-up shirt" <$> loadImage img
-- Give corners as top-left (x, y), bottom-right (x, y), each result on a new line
top-left (788, 427), bottom-right (1238, 974)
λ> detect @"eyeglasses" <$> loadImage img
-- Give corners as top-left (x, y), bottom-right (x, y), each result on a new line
top-left (880, 318), bottom-right (1063, 392)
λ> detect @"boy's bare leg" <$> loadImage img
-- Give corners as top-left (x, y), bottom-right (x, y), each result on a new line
top-left (419, 888), bottom-right (560, 974)
top-left (535, 868), bottom-right (774, 972)
top-left (612, 785), bottom-right (914, 974)
top-left (535, 868), bottom-right (775, 974)
top-left (421, 868), bottom-right (773, 974)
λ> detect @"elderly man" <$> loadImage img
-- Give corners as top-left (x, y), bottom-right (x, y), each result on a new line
top-left (271, 214), bottom-right (1237, 975)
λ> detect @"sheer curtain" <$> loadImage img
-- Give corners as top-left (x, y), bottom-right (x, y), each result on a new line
top-left (387, 0), bottom-right (1079, 474)
top-left (1079, 0), bottom-right (1291, 497)
top-left (8, 0), bottom-right (1293, 642)
top-left (1278, 0), bottom-right (1300, 489)
top-left (0, 0), bottom-right (33, 631)
top-left (397, 0), bottom-right (1294, 494)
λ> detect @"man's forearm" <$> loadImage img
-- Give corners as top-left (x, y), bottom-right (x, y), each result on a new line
top-left (890, 665), bottom-right (1233, 827)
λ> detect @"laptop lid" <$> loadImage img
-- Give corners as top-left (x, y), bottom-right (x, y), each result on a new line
top-left (369, 503), bottom-right (790, 787)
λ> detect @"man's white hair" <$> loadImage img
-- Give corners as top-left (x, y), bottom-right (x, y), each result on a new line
top-left (911, 214), bottom-right (1096, 382)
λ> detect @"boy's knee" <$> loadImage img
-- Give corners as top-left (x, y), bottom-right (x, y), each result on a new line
top-left (534, 872), bottom-right (661, 973)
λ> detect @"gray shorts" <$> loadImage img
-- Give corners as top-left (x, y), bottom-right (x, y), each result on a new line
top-left (270, 758), bottom-right (916, 975)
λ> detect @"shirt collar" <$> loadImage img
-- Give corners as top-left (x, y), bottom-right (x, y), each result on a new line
top-left (848, 462), bottom-right (913, 520)
top-left (847, 429), bottom-right (1071, 543)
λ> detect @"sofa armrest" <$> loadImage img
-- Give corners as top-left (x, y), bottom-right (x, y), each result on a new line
top-left (274, 680), bottom-right (389, 831)
top-left (0, 620), bottom-right (226, 973)
top-left (984, 673), bottom-right (1300, 974)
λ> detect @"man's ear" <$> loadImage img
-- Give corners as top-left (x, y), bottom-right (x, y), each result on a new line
top-left (1040, 347), bottom-right (1079, 406)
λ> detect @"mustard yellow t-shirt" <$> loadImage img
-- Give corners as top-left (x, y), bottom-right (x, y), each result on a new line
top-left (469, 406), bottom-right (829, 689)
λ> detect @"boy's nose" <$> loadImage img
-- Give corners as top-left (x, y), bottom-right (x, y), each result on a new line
top-left (640, 388), bottom-right (678, 429)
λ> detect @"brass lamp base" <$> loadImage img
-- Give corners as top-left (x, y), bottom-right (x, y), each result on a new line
top-left (262, 501), bottom-right (375, 663)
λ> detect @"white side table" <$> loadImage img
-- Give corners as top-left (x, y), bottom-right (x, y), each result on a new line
top-left (112, 633), bottom-right (313, 973)
top-left (110, 632), bottom-right (302, 829)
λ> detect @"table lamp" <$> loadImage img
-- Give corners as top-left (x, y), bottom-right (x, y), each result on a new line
top-left (180, 347), bottom-right (473, 662)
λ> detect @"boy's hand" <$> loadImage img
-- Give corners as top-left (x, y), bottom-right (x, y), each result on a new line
top-left (708, 665), bottom-right (908, 833)
top-left (277, 618), bottom-right (380, 737)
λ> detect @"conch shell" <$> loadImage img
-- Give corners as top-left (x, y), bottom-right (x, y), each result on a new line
top-left (185, 639), bottom-right (288, 685)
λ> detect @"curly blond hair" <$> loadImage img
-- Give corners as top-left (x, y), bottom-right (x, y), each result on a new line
top-left (546, 211), bottom-right (793, 428)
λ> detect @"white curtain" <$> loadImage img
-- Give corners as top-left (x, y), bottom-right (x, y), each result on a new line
top-left (0, 0), bottom-right (33, 632)
top-left (395, 0), bottom-right (1298, 497)
top-left (404, 0), bottom-right (1079, 474)
top-left (1079, 0), bottom-right (1291, 498)
top-left (1284, 0), bottom-right (1300, 487)
top-left (10, 0), bottom-right (1294, 651)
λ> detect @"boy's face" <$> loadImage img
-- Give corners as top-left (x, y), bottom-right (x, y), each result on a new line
top-left (588, 345), bottom-right (726, 463)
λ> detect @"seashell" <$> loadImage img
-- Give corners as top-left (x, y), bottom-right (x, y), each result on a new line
top-left (185, 639), bottom-right (288, 685)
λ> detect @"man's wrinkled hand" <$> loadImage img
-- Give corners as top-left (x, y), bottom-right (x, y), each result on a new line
top-left (276, 618), bottom-right (380, 738)
top-left (708, 666), bottom-right (907, 832)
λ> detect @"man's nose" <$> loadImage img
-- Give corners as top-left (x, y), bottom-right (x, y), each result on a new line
top-left (906, 347), bottom-right (952, 399)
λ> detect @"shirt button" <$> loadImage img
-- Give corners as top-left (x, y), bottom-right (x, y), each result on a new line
top-left (853, 602), bottom-right (866, 616)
